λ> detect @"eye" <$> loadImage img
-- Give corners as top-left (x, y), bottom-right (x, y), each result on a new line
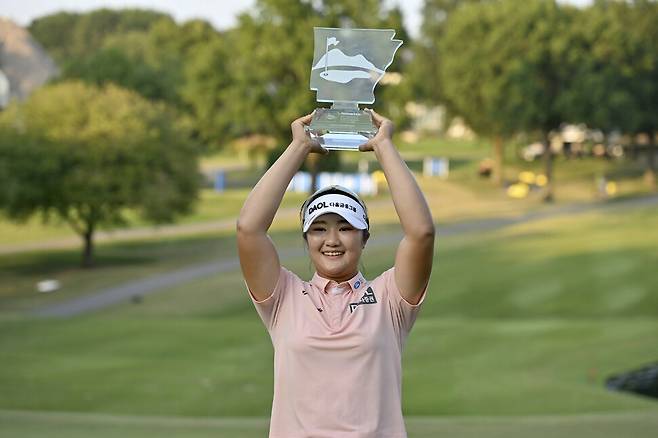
top-left (340, 226), bottom-right (354, 231)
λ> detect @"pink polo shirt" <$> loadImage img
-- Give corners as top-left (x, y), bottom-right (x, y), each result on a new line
top-left (249, 266), bottom-right (426, 438)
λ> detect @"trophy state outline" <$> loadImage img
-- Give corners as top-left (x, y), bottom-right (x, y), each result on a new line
top-left (307, 27), bottom-right (403, 150)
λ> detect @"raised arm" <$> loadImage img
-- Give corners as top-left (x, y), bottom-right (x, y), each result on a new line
top-left (360, 110), bottom-right (435, 304)
top-left (237, 114), bottom-right (326, 301)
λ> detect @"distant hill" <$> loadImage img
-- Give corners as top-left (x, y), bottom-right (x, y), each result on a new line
top-left (0, 17), bottom-right (58, 107)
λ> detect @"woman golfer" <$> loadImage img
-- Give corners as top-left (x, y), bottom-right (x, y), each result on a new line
top-left (237, 110), bottom-right (435, 437)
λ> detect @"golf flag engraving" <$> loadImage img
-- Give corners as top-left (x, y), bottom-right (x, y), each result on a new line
top-left (307, 27), bottom-right (403, 150)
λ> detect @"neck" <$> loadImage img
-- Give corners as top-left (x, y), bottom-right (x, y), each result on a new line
top-left (318, 270), bottom-right (358, 283)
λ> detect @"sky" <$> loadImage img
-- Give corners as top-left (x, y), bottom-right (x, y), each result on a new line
top-left (0, 0), bottom-right (591, 39)
top-left (0, 0), bottom-right (424, 36)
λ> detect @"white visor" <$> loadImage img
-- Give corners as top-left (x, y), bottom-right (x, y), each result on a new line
top-left (302, 193), bottom-right (368, 232)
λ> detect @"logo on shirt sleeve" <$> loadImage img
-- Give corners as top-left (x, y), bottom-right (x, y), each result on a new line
top-left (349, 287), bottom-right (377, 313)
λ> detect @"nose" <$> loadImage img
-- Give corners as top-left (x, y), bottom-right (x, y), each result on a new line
top-left (325, 227), bottom-right (340, 246)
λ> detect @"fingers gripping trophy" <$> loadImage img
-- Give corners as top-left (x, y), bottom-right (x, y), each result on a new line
top-left (306, 27), bottom-right (403, 150)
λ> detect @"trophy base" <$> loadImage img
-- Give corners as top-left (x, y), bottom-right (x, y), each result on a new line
top-left (313, 133), bottom-right (369, 150)
top-left (306, 107), bottom-right (377, 151)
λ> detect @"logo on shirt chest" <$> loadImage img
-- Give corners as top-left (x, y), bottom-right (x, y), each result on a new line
top-left (349, 287), bottom-right (377, 313)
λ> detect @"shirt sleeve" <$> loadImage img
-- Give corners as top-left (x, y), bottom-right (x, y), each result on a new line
top-left (381, 267), bottom-right (428, 346)
top-left (246, 266), bottom-right (298, 332)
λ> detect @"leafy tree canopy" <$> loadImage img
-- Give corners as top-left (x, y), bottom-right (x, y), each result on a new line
top-left (438, 0), bottom-right (579, 201)
top-left (29, 8), bottom-right (172, 62)
top-left (561, 0), bottom-right (658, 135)
top-left (185, 0), bottom-right (409, 146)
top-left (408, 0), bottom-right (485, 107)
top-left (0, 81), bottom-right (201, 266)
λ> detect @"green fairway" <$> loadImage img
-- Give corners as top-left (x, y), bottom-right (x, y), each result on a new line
top-left (2, 410), bottom-right (658, 438)
top-left (1, 315), bottom-right (657, 418)
top-left (1, 201), bottom-right (657, 436)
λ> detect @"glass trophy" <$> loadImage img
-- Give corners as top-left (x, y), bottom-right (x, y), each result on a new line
top-left (306, 27), bottom-right (403, 151)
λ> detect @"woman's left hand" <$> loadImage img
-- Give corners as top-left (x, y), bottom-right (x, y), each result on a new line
top-left (359, 109), bottom-right (395, 152)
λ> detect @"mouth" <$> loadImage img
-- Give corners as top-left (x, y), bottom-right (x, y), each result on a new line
top-left (322, 251), bottom-right (344, 258)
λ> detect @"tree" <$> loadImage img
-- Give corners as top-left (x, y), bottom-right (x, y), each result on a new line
top-left (629, 0), bottom-right (658, 189)
top-left (440, 0), bottom-right (577, 200)
top-left (179, 36), bottom-right (232, 149)
top-left (25, 12), bottom-right (79, 62)
top-left (367, 5), bottom-right (413, 128)
top-left (188, 0), bottom-right (399, 141)
top-left (33, 11), bottom-right (226, 147)
top-left (438, 0), bottom-right (513, 184)
top-left (29, 9), bottom-right (171, 63)
top-left (563, 0), bottom-right (658, 190)
top-left (411, 0), bottom-right (515, 184)
top-left (0, 81), bottom-right (201, 267)
top-left (559, 3), bottom-right (635, 135)
top-left (30, 10), bottom-right (188, 106)
top-left (62, 46), bottom-right (176, 103)
top-left (410, 0), bottom-right (485, 107)
top-left (187, 0), bottom-right (407, 192)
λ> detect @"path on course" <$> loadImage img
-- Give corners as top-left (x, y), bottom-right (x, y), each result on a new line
top-left (33, 195), bottom-right (658, 318)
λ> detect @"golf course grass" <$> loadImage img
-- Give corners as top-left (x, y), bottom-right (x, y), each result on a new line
top-left (1, 199), bottom-right (657, 436)
top-left (2, 410), bottom-right (657, 438)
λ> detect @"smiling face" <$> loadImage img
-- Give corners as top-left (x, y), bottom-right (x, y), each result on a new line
top-left (304, 213), bottom-right (367, 282)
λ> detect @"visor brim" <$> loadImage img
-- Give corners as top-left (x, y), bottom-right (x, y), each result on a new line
top-left (302, 209), bottom-right (368, 232)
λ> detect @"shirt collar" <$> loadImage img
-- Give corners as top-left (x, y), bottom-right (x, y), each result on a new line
top-left (311, 271), bottom-right (367, 294)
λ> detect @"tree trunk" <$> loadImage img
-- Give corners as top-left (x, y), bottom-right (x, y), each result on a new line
top-left (644, 132), bottom-right (656, 191)
top-left (493, 135), bottom-right (504, 185)
top-left (542, 131), bottom-right (554, 203)
top-left (81, 223), bottom-right (95, 268)
top-left (629, 141), bottom-right (638, 161)
top-left (307, 153), bottom-right (319, 196)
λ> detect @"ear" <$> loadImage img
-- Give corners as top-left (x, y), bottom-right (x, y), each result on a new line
top-left (362, 230), bottom-right (370, 248)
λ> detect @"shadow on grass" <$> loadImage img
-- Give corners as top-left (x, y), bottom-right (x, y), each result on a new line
top-left (2, 252), bottom-right (153, 277)
top-left (1, 232), bottom-right (244, 275)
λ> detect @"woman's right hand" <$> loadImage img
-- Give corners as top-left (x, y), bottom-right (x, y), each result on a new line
top-left (291, 113), bottom-right (328, 154)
